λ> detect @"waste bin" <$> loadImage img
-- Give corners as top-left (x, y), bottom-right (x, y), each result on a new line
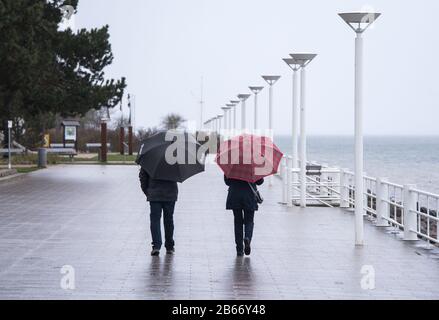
top-left (38, 148), bottom-right (47, 168)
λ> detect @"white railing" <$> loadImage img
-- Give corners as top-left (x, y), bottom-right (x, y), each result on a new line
top-left (279, 155), bottom-right (439, 245)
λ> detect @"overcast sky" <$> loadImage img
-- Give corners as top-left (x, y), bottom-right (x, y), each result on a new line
top-left (74, 0), bottom-right (439, 135)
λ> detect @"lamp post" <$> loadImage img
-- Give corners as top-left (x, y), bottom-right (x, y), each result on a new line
top-left (217, 115), bottom-right (223, 133)
top-left (283, 57), bottom-right (302, 207)
top-left (230, 100), bottom-right (240, 131)
top-left (339, 12), bottom-right (381, 246)
top-left (283, 58), bottom-right (301, 169)
top-left (221, 107), bottom-right (230, 130)
top-left (290, 54), bottom-right (317, 207)
top-left (226, 104), bottom-right (235, 131)
top-left (214, 116), bottom-right (219, 134)
top-left (237, 94), bottom-right (251, 132)
top-left (262, 76), bottom-right (281, 186)
top-left (261, 76), bottom-right (281, 135)
top-left (249, 86), bottom-right (264, 131)
top-left (221, 107), bottom-right (231, 138)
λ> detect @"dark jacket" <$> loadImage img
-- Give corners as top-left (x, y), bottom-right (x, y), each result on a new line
top-left (224, 175), bottom-right (264, 211)
top-left (139, 169), bottom-right (178, 202)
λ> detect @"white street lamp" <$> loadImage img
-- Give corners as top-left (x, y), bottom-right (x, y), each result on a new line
top-left (290, 53), bottom-right (317, 208)
top-left (261, 76), bottom-right (281, 134)
top-left (262, 75), bottom-right (281, 186)
top-left (214, 116), bottom-right (219, 133)
top-left (211, 117), bottom-right (216, 132)
top-left (283, 58), bottom-right (301, 170)
top-left (217, 114), bottom-right (223, 133)
top-left (283, 57), bottom-right (302, 207)
top-left (221, 107), bottom-right (229, 130)
top-left (237, 94), bottom-right (251, 132)
top-left (226, 104), bottom-right (235, 131)
top-left (339, 12), bottom-right (381, 246)
top-left (221, 106), bottom-right (231, 138)
top-left (230, 100), bottom-right (240, 131)
top-left (249, 86), bottom-right (264, 131)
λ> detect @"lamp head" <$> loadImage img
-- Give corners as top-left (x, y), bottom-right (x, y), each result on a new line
top-left (289, 53), bottom-right (317, 67)
top-left (339, 12), bottom-right (381, 33)
top-left (237, 94), bottom-right (251, 101)
top-left (262, 75), bottom-right (281, 86)
top-left (283, 57), bottom-right (302, 70)
top-left (249, 86), bottom-right (264, 94)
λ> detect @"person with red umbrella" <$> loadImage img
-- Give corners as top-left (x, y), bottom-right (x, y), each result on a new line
top-left (216, 134), bottom-right (283, 256)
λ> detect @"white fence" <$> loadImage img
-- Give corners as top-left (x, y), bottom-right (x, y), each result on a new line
top-left (279, 155), bottom-right (439, 245)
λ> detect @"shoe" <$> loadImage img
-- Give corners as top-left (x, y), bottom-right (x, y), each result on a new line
top-left (237, 251), bottom-right (244, 257)
top-left (151, 248), bottom-right (160, 256)
top-left (244, 238), bottom-right (251, 256)
top-left (166, 248), bottom-right (175, 254)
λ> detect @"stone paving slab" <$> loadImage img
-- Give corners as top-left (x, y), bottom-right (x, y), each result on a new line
top-left (0, 164), bottom-right (438, 300)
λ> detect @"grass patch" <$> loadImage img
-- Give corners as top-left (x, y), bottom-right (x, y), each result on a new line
top-left (76, 154), bottom-right (137, 162)
top-left (16, 167), bottom-right (40, 174)
top-left (0, 153), bottom-right (137, 165)
top-left (0, 154), bottom-right (62, 165)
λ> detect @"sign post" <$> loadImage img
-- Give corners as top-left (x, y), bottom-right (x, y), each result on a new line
top-left (7, 120), bottom-right (12, 169)
top-left (61, 120), bottom-right (80, 152)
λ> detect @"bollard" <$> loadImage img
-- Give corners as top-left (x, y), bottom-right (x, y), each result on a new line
top-left (376, 177), bottom-right (390, 227)
top-left (38, 148), bottom-right (47, 168)
top-left (128, 126), bottom-right (133, 156)
top-left (403, 184), bottom-right (419, 241)
top-left (339, 169), bottom-right (350, 208)
top-left (101, 122), bottom-right (107, 162)
top-left (119, 127), bottom-right (125, 155)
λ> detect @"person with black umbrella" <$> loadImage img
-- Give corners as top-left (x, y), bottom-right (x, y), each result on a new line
top-left (137, 131), bottom-right (206, 256)
top-left (139, 169), bottom-right (178, 256)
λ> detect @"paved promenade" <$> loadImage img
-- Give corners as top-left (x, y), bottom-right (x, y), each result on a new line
top-left (0, 163), bottom-right (438, 299)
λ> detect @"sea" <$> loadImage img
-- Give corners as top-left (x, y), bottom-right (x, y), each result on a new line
top-left (274, 135), bottom-right (439, 194)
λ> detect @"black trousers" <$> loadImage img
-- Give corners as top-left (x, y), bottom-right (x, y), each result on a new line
top-left (149, 201), bottom-right (175, 250)
top-left (232, 209), bottom-right (255, 253)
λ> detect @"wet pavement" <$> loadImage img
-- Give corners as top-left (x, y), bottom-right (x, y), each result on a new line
top-left (0, 163), bottom-right (438, 300)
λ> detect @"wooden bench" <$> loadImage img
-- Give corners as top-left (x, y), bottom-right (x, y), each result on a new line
top-left (46, 148), bottom-right (77, 159)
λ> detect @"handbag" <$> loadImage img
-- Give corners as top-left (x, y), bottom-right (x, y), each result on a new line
top-left (248, 182), bottom-right (264, 204)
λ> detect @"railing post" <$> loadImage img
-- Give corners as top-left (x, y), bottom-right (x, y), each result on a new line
top-left (403, 184), bottom-right (419, 241)
top-left (287, 156), bottom-right (293, 208)
top-left (340, 169), bottom-right (350, 208)
top-left (376, 177), bottom-right (390, 227)
top-left (320, 163), bottom-right (328, 197)
top-left (281, 156), bottom-right (287, 204)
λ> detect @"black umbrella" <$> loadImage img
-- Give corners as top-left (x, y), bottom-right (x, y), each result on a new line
top-left (136, 131), bottom-right (206, 182)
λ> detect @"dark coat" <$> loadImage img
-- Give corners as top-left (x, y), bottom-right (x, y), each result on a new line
top-left (224, 175), bottom-right (264, 211)
top-left (139, 169), bottom-right (178, 202)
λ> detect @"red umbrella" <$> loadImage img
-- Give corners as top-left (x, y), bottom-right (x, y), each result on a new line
top-left (215, 134), bottom-right (283, 183)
